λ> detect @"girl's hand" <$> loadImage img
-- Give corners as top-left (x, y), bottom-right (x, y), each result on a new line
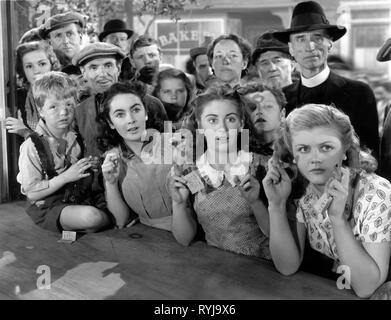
top-left (326, 169), bottom-right (349, 222)
top-left (5, 111), bottom-right (28, 135)
top-left (102, 153), bottom-right (120, 184)
top-left (237, 174), bottom-right (260, 205)
top-left (62, 158), bottom-right (92, 183)
top-left (169, 174), bottom-right (190, 205)
top-left (88, 156), bottom-right (100, 172)
top-left (262, 159), bottom-right (291, 206)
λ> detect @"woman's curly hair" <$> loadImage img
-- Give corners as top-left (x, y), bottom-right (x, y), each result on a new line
top-left (181, 83), bottom-right (259, 161)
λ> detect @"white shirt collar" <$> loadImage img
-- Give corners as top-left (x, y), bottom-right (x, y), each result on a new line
top-left (196, 150), bottom-right (253, 188)
top-left (301, 65), bottom-right (330, 88)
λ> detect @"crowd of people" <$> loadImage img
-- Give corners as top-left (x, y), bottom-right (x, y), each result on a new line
top-left (4, 1), bottom-right (391, 298)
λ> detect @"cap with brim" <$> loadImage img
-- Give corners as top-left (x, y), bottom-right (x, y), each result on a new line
top-left (98, 19), bottom-right (134, 42)
top-left (40, 12), bottom-right (86, 39)
top-left (19, 28), bottom-right (43, 44)
top-left (377, 37), bottom-right (391, 62)
top-left (273, 1), bottom-right (347, 43)
top-left (252, 30), bottom-right (290, 64)
top-left (72, 42), bottom-right (125, 66)
top-left (189, 47), bottom-right (207, 60)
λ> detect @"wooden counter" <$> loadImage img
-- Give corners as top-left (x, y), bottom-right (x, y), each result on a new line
top-left (0, 202), bottom-right (356, 300)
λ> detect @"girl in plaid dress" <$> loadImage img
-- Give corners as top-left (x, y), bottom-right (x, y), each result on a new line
top-left (170, 85), bottom-right (271, 259)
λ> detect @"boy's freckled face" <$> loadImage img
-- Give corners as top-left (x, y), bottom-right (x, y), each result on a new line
top-left (39, 94), bottom-right (76, 130)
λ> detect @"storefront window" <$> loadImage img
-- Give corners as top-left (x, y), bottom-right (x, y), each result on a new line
top-left (155, 18), bottom-right (224, 69)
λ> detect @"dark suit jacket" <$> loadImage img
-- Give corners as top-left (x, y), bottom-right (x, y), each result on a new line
top-left (380, 110), bottom-right (391, 181)
top-left (283, 71), bottom-right (380, 159)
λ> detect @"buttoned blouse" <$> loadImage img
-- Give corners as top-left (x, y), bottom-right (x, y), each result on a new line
top-left (108, 135), bottom-right (173, 231)
top-left (296, 168), bottom-right (391, 261)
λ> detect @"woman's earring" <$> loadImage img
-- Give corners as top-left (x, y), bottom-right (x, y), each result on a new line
top-left (292, 158), bottom-right (296, 164)
top-left (145, 115), bottom-right (148, 121)
top-left (343, 154), bottom-right (347, 161)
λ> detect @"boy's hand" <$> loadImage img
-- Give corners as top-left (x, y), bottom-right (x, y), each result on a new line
top-left (102, 153), bottom-right (120, 185)
top-left (62, 158), bottom-right (92, 183)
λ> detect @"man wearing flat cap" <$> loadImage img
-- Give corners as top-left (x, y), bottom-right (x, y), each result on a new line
top-left (274, 0), bottom-right (379, 159)
top-left (189, 46), bottom-right (213, 93)
top-left (40, 11), bottom-right (86, 67)
top-left (99, 19), bottom-right (135, 81)
top-left (252, 30), bottom-right (293, 90)
top-left (72, 42), bottom-right (126, 158)
top-left (73, 42), bottom-right (167, 159)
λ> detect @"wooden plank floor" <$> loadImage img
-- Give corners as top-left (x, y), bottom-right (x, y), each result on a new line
top-left (0, 201), bottom-right (357, 300)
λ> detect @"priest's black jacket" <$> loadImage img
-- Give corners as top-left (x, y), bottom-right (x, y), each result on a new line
top-left (283, 71), bottom-right (379, 160)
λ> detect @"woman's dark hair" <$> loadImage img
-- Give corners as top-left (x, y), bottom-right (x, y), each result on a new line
top-left (15, 40), bottom-right (60, 87)
top-left (97, 81), bottom-right (163, 152)
top-left (182, 83), bottom-right (258, 160)
top-left (152, 68), bottom-right (194, 120)
top-left (206, 34), bottom-right (252, 77)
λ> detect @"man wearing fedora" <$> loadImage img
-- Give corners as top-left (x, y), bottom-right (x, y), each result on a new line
top-left (252, 30), bottom-right (294, 90)
top-left (274, 1), bottom-right (379, 159)
top-left (40, 12), bottom-right (86, 67)
top-left (99, 19), bottom-right (135, 81)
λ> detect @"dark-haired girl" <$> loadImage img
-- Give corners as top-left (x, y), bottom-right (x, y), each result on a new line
top-left (98, 82), bottom-right (172, 231)
top-left (170, 85), bottom-right (270, 258)
top-left (152, 68), bottom-right (194, 131)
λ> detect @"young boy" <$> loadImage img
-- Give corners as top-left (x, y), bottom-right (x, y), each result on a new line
top-left (17, 71), bottom-right (112, 233)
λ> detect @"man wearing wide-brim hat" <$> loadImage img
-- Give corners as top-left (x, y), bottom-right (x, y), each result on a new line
top-left (252, 30), bottom-right (293, 89)
top-left (273, 0), bottom-right (379, 159)
top-left (39, 11), bottom-right (86, 67)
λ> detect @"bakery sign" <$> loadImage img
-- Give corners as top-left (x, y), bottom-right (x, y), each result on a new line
top-left (155, 19), bottom-right (224, 52)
